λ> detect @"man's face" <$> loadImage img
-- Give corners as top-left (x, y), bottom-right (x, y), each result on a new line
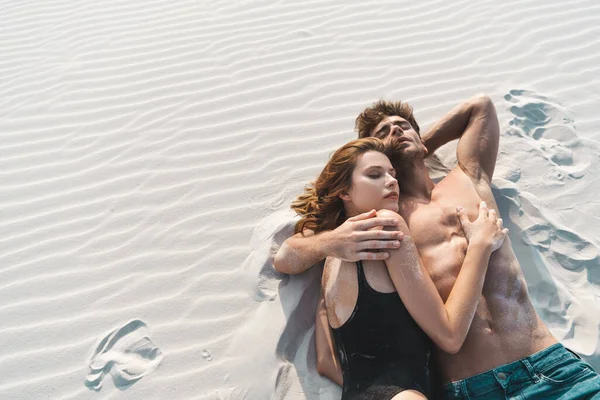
top-left (369, 116), bottom-right (426, 162)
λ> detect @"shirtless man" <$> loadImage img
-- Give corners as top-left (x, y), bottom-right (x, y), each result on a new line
top-left (274, 95), bottom-right (600, 399)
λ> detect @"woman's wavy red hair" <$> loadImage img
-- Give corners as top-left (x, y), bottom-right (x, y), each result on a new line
top-left (292, 137), bottom-right (400, 234)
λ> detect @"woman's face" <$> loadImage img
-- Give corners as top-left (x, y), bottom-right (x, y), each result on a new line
top-left (341, 151), bottom-right (399, 216)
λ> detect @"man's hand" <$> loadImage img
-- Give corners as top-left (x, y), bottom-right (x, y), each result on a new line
top-left (274, 209), bottom-right (404, 274)
top-left (322, 209), bottom-right (404, 261)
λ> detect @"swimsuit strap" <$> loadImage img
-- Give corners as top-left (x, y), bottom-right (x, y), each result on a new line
top-left (356, 260), bottom-right (368, 294)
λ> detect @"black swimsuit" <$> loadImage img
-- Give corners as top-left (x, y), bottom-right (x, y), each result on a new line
top-left (330, 261), bottom-right (433, 399)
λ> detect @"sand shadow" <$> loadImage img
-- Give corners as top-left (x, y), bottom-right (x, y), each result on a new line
top-left (499, 89), bottom-right (600, 368)
top-left (251, 210), bottom-right (335, 399)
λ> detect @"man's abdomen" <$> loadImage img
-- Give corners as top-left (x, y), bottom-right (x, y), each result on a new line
top-left (436, 285), bottom-right (558, 383)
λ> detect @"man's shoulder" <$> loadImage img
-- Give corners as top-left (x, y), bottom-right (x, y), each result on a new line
top-left (445, 164), bottom-right (493, 187)
top-left (434, 165), bottom-right (483, 190)
top-left (431, 165), bottom-right (493, 205)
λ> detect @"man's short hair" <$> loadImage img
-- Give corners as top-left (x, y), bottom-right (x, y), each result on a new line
top-left (355, 99), bottom-right (420, 138)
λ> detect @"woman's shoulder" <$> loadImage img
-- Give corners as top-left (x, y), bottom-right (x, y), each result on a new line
top-left (375, 208), bottom-right (410, 232)
top-left (375, 208), bottom-right (405, 221)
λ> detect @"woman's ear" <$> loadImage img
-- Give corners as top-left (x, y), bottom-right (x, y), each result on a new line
top-left (339, 191), bottom-right (352, 202)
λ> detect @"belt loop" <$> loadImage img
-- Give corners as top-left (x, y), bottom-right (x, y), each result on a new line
top-left (460, 379), bottom-right (471, 400)
top-left (522, 359), bottom-right (540, 383)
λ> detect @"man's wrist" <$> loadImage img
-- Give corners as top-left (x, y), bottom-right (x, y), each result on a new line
top-left (318, 230), bottom-right (334, 259)
top-left (420, 97), bottom-right (480, 153)
top-left (421, 135), bottom-right (435, 157)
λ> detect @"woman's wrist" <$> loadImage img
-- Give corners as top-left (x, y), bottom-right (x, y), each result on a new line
top-left (467, 237), bottom-right (493, 252)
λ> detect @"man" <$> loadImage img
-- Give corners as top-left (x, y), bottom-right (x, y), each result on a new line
top-left (274, 95), bottom-right (600, 399)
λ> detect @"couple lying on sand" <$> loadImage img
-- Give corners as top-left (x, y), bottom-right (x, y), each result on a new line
top-left (274, 95), bottom-right (600, 400)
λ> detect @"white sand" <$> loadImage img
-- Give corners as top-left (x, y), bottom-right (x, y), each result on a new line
top-left (1, 0), bottom-right (599, 398)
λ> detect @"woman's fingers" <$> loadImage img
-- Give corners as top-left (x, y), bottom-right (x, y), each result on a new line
top-left (478, 201), bottom-right (488, 219)
top-left (456, 206), bottom-right (470, 227)
top-left (496, 218), bottom-right (503, 230)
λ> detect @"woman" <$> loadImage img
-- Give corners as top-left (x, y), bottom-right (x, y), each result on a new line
top-left (291, 138), bottom-right (507, 399)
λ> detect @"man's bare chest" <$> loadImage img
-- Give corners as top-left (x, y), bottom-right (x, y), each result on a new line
top-left (404, 171), bottom-right (482, 240)
top-left (399, 169), bottom-right (485, 281)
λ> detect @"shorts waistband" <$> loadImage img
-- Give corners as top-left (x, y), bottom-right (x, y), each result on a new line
top-left (441, 343), bottom-right (576, 398)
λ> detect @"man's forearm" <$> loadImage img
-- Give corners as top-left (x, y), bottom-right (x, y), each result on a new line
top-left (273, 231), bottom-right (329, 275)
top-left (421, 94), bottom-right (492, 155)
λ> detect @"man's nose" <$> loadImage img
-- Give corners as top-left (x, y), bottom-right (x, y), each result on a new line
top-left (391, 125), bottom-right (404, 136)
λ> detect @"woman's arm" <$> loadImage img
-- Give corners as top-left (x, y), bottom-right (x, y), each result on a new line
top-left (315, 293), bottom-right (343, 385)
top-left (379, 203), bottom-right (505, 354)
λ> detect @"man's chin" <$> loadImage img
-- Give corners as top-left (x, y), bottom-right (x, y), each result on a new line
top-left (390, 149), bottom-right (424, 168)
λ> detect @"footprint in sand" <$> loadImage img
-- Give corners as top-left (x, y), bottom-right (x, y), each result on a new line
top-left (505, 89), bottom-right (579, 168)
top-left (523, 224), bottom-right (599, 271)
top-left (518, 195), bottom-right (599, 273)
top-left (85, 319), bottom-right (163, 391)
top-left (505, 89), bottom-right (576, 141)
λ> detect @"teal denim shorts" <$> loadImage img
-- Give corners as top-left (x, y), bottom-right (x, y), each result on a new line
top-left (441, 343), bottom-right (600, 399)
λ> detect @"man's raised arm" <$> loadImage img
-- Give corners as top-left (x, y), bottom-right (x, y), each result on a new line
top-left (421, 94), bottom-right (500, 183)
top-left (273, 210), bottom-right (404, 275)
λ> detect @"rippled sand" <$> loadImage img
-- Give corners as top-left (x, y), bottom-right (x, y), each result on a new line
top-left (1, 0), bottom-right (599, 398)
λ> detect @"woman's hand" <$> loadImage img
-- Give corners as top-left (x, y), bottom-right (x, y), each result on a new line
top-left (457, 201), bottom-right (508, 252)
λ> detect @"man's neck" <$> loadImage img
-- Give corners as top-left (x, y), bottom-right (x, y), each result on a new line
top-left (396, 158), bottom-right (435, 201)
